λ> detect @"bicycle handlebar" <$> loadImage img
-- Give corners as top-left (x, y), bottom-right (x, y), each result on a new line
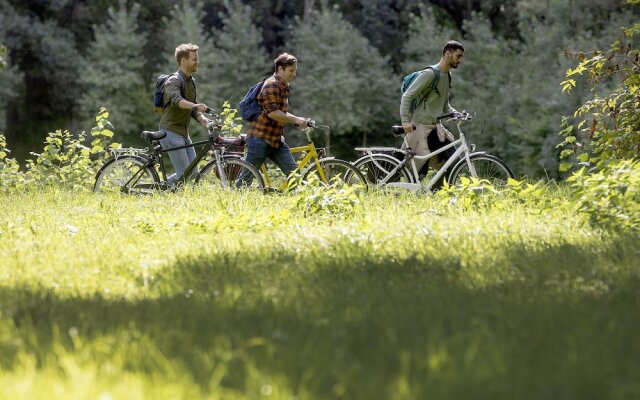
top-left (437, 111), bottom-right (472, 122)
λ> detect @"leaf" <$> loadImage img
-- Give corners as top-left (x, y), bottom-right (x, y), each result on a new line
top-left (561, 79), bottom-right (577, 92)
top-left (559, 162), bottom-right (573, 172)
top-left (560, 150), bottom-right (574, 159)
top-left (577, 153), bottom-right (590, 162)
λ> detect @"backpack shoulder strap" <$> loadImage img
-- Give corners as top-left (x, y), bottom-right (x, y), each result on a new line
top-left (174, 71), bottom-right (186, 99)
top-left (425, 65), bottom-right (441, 90)
top-left (413, 66), bottom-right (440, 109)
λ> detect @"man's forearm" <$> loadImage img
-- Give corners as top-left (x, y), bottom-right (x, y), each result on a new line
top-left (267, 110), bottom-right (302, 125)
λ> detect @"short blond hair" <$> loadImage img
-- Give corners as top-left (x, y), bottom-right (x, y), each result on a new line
top-left (175, 43), bottom-right (199, 65)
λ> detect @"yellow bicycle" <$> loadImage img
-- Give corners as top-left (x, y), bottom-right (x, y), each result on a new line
top-left (259, 121), bottom-right (367, 191)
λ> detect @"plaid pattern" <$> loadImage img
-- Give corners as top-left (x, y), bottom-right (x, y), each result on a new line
top-left (247, 75), bottom-right (290, 148)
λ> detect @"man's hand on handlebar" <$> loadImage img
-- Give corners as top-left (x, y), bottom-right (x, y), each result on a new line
top-left (296, 117), bottom-right (309, 129)
top-left (191, 103), bottom-right (209, 113)
top-left (402, 122), bottom-right (415, 133)
top-left (199, 117), bottom-right (212, 128)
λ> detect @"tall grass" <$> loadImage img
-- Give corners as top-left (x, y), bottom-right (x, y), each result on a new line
top-left (0, 186), bottom-right (638, 399)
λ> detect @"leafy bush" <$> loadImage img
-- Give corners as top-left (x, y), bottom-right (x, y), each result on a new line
top-left (558, 22), bottom-right (640, 172)
top-left (0, 108), bottom-right (120, 191)
top-left (0, 135), bottom-right (23, 189)
top-left (437, 177), bottom-right (570, 213)
top-left (567, 159), bottom-right (640, 233)
top-left (288, 173), bottom-right (364, 218)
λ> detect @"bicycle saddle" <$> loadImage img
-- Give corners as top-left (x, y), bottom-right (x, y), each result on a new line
top-left (141, 130), bottom-right (166, 141)
top-left (391, 126), bottom-right (406, 135)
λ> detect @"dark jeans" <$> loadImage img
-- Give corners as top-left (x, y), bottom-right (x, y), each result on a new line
top-left (420, 127), bottom-right (456, 190)
top-left (238, 136), bottom-right (298, 185)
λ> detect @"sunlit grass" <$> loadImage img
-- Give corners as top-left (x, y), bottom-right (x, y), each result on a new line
top-left (0, 186), bottom-right (638, 399)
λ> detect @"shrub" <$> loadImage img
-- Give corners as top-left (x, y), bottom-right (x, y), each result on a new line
top-left (558, 22), bottom-right (640, 172)
top-left (567, 159), bottom-right (640, 232)
top-left (288, 173), bottom-right (364, 218)
top-left (0, 135), bottom-right (24, 189)
top-left (0, 108), bottom-right (120, 191)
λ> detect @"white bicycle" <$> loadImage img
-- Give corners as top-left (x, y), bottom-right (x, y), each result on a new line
top-left (353, 112), bottom-right (514, 192)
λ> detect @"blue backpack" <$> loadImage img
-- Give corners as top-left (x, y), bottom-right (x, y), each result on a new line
top-left (238, 79), bottom-right (265, 122)
top-left (153, 72), bottom-right (189, 113)
top-left (401, 66), bottom-right (451, 113)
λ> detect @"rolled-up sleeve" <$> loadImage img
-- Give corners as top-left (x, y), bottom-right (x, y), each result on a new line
top-left (259, 82), bottom-right (282, 113)
top-left (164, 76), bottom-right (184, 107)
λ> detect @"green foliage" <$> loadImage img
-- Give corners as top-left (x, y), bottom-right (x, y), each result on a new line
top-left (437, 177), bottom-right (568, 212)
top-left (0, 43), bottom-right (6, 69)
top-left (24, 129), bottom-right (96, 190)
top-left (211, 0), bottom-right (269, 110)
top-left (89, 107), bottom-right (121, 156)
top-left (289, 4), bottom-right (397, 137)
top-left (0, 134), bottom-right (22, 189)
top-left (0, 108), bottom-right (120, 191)
top-left (401, 7), bottom-right (457, 73)
top-left (2, 0), bottom-right (639, 176)
top-left (1, 185), bottom-right (639, 398)
top-left (218, 101), bottom-right (244, 136)
top-left (0, 42), bottom-right (22, 133)
top-left (567, 160), bottom-right (640, 233)
top-left (157, 0), bottom-right (216, 110)
top-left (78, 0), bottom-right (154, 140)
top-left (559, 21), bottom-right (640, 171)
top-left (288, 172), bottom-right (364, 217)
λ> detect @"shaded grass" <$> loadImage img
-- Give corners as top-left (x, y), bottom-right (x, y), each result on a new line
top-left (0, 187), bottom-right (639, 399)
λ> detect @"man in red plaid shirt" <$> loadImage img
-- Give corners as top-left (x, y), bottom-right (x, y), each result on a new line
top-left (239, 53), bottom-right (309, 185)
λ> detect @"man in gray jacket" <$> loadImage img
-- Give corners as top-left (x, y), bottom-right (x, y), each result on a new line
top-left (160, 43), bottom-right (211, 187)
top-left (400, 40), bottom-right (464, 188)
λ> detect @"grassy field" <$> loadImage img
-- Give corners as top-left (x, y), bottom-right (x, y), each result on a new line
top-left (0, 186), bottom-right (638, 399)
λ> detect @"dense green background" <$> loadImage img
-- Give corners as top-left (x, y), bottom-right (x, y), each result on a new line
top-left (1, 0), bottom-right (637, 177)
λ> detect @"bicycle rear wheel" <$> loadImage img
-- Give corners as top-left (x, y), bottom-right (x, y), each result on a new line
top-left (93, 156), bottom-right (159, 194)
top-left (196, 157), bottom-right (265, 190)
top-left (352, 154), bottom-right (413, 187)
top-left (302, 159), bottom-right (368, 189)
top-left (448, 153), bottom-right (514, 187)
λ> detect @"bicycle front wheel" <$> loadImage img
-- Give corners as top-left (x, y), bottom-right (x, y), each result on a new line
top-left (448, 153), bottom-right (514, 188)
top-left (196, 157), bottom-right (265, 190)
top-left (93, 156), bottom-right (159, 194)
top-left (303, 159), bottom-right (368, 189)
top-left (352, 154), bottom-right (413, 187)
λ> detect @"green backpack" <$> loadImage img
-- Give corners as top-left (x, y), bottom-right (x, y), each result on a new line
top-left (400, 65), bottom-right (452, 113)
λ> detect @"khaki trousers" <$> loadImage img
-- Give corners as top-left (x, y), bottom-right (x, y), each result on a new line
top-left (402, 123), bottom-right (436, 173)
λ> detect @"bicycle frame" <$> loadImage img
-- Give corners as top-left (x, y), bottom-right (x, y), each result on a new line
top-left (121, 121), bottom-right (242, 192)
top-left (260, 128), bottom-right (329, 189)
top-left (118, 139), bottom-right (209, 191)
top-left (357, 119), bottom-right (478, 192)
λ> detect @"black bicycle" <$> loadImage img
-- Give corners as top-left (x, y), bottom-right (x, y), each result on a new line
top-left (93, 110), bottom-right (265, 193)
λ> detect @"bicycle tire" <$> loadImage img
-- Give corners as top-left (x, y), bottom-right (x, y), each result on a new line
top-left (196, 156), bottom-right (265, 190)
top-left (302, 158), bottom-right (368, 190)
top-left (352, 154), bottom-right (413, 187)
top-left (448, 153), bottom-right (514, 187)
top-left (93, 155), bottom-right (159, 194)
